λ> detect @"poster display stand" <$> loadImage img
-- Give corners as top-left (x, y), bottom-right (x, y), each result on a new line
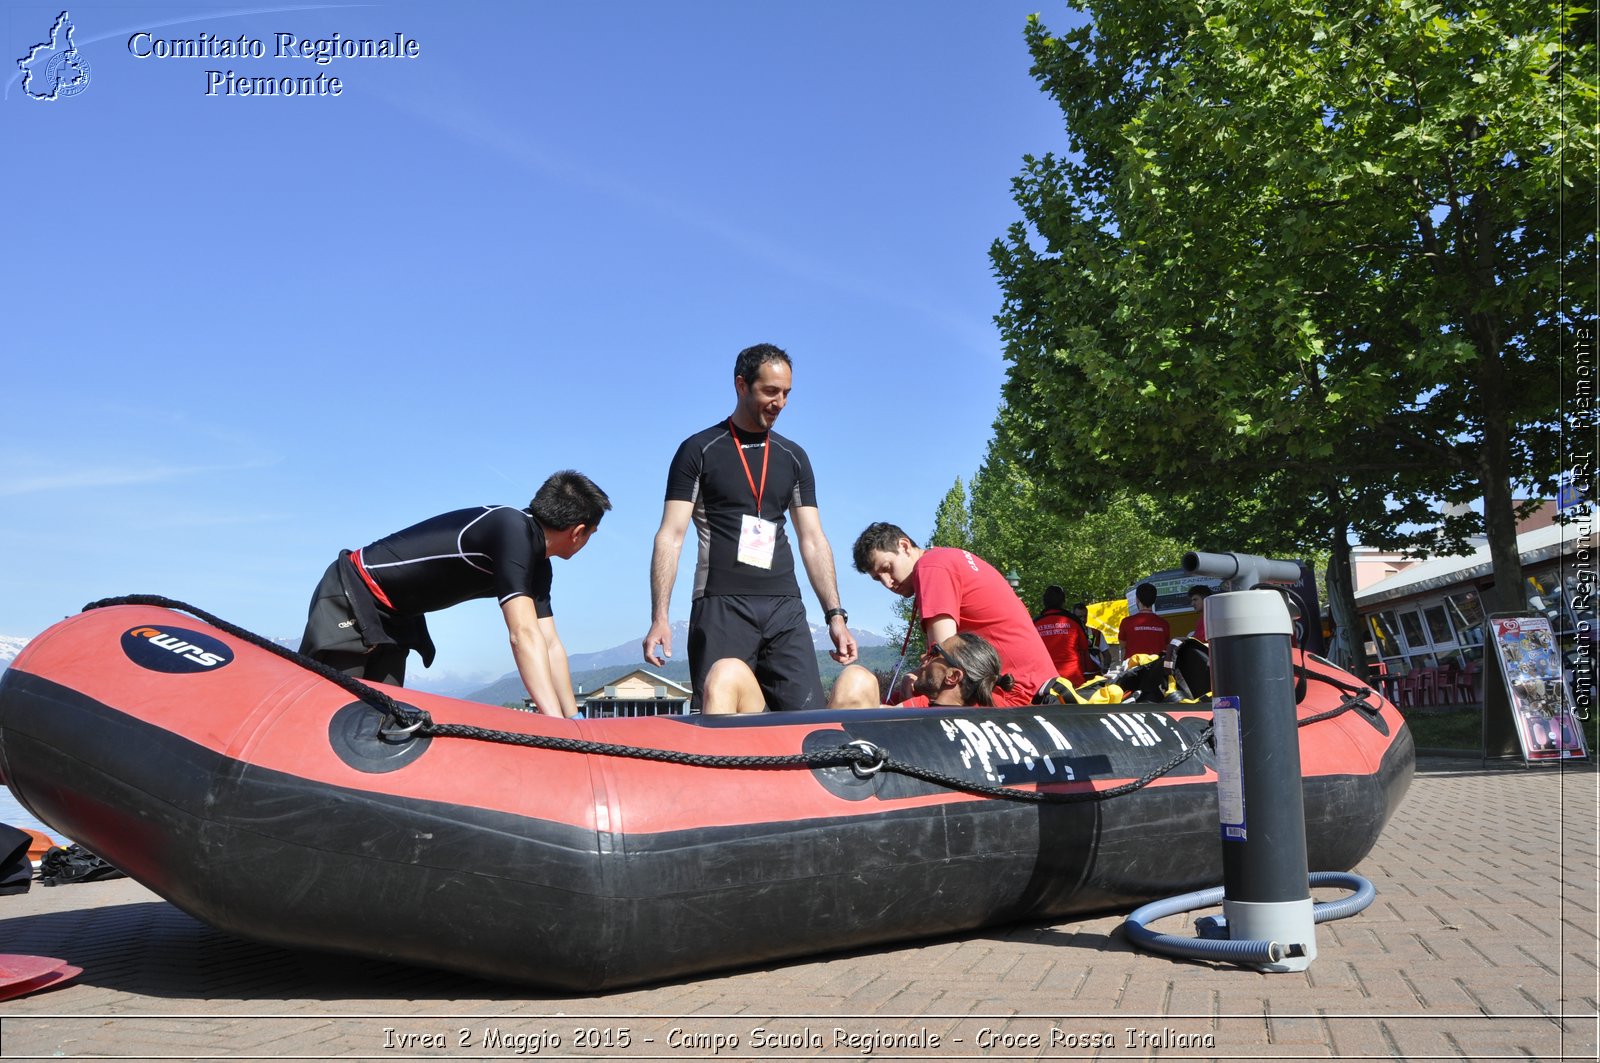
top-left (1481, 612), bottom-right (1588, 764)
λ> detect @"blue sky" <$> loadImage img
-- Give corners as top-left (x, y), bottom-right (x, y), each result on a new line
top-left (3, 1), bottom-right (1081, 685)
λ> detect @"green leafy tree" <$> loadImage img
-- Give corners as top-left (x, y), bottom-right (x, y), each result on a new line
top-left (964, 444), bottom-right (1189, 609)
top-left (929, 478), bottom-right (974, 551)
top-left (992, 0), bottom-right (1594, 635)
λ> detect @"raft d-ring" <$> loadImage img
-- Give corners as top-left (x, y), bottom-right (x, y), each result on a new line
top-left (846, 739), bottom-right (887, 779)
top-left (379, 714), bottom-right (427, 741)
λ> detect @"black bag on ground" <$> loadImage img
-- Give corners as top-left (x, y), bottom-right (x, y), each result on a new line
top-left (36, 843), bottom-right (125, 887)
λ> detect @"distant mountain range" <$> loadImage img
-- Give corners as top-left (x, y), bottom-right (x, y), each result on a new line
top-left (561, 620), bottom-right (887, 674)
top-left (467, 621), bottom-right (890, 706)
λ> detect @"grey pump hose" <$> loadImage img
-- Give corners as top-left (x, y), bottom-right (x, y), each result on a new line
top-left (1122, 872), bottom-right (1376, 965)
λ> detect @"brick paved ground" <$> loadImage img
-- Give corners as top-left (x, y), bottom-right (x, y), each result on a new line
top-left (0, 757), bottom-right (1595, 1062)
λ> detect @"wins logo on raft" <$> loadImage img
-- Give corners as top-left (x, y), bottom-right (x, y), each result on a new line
top-left (121, 626), bottom-right (235, 674)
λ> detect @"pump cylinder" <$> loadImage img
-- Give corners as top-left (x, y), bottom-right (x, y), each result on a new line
top-left (1207, 589), bottom-right (1316, 971)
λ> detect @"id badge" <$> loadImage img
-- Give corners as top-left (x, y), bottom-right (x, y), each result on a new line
top-left (737, 514), bottom-right (777, 569)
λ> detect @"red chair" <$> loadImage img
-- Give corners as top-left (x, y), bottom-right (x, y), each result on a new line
top-left (1372, 662), bottom-right (1399, 704)
top-left (1456, 661), bottom-right (1481, 703)
top-left (1434, 663), bottom-right (1459, 706)
top-left (1415, 667), bottom-right (1436, 707)
top-left (1371, 663), bottom-right (1391, 702)
top-left (1385, 674), bottom-right (1404, 704)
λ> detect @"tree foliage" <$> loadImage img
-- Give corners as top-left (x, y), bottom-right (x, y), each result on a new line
top-left (930, 478), bottom-right (974, 552)
top-left (992, 0), bottom-right (1595, 630)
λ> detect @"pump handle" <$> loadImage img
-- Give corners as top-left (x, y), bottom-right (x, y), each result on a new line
top-left (1183, 551), bottom-right (1302, 589)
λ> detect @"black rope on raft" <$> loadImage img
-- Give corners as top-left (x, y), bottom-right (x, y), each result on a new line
top-left (82, 595), bottom-right (1359, 805)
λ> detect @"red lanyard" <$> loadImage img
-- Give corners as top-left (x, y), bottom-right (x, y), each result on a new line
top-left (885, 594), bottom-right (921, 701)
top-left (728, 418), bottom-right (769, 514)
top-left (901, 596), bottom-right (920, 655)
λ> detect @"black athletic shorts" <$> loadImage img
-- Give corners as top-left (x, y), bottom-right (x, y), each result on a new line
top-left (687, 595), bottom-right (825, 712)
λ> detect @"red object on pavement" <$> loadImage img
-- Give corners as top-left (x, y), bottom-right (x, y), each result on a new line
top-left (0, 954), bottom-right (82, 1002)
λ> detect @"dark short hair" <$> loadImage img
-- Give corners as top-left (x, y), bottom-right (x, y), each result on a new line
top-left (734, 343), bottom-right (791, 385)
top-left (529, 470), bottom-right (612, 530)
top-left (852, 522), bottom-right (917, 574)
top-left (1042, 585), bottom-right (1067, 611)
top-left (1187, 585), bottom-right (1213, 599)
top-left (1136, 582), bottom-right (1158, 607)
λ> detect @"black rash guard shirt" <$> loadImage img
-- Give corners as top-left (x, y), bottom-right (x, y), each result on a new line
top-left (665, 421), bottom-right (818, 599)
top-left (356, 505), bottom-right (554, 618)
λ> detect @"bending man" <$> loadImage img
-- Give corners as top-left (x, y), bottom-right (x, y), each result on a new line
top-left (299, 470), bottom-right (611, 717)
top-left (830, 523), bottom-right (1058, 708)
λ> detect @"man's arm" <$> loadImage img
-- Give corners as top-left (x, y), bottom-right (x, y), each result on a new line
top-left (502, 596), bottom-right (567, 716)
top-left (643, 499), bottom-right (694, 666)
top-left (923, 614), bottom-right (958, 647)
top-left (789, 505), bottom-right (858, 664)
top-left (539, 615), bottom-right (580, 717)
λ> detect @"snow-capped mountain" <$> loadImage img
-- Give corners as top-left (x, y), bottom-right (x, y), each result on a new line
top-left (464, 621), bottom-right (891, 705)
top-left (812, 620), bottom-right (889, 651)
top-left (562, 620), bottom-right (886, 674)
top-left (0, 636), bottom-right (31, 668)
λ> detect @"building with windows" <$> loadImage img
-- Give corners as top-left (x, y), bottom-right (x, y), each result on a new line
top-left (580, 669), bottom-right (692, 717)
top-left (1354, 521), bottom-right (1590, 678)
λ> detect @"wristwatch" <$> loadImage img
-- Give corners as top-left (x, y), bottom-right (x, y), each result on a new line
top-left (824, 607), bottom-right (848, 624)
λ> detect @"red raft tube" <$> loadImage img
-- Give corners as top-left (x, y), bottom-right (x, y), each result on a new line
top-left (0, 602), bottom-right (1413, 991)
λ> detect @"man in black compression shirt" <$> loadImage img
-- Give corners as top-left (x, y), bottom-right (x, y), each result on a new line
top-left (642, 343), bottom-right (857, 712)
top-left (299, 470), bottom-right (611, 717)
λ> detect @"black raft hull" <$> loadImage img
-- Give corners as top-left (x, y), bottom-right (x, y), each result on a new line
top-left (0, 605), bottom-right (1413, 990)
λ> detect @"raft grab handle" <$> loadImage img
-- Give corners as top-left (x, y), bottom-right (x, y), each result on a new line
top-left (845, 740), bottom-right (887, 779)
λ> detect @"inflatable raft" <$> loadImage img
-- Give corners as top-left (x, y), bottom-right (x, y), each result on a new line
top-left (0, 602), bottom-right (1413, 990)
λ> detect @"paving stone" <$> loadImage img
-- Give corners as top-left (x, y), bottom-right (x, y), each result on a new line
top-left (0, 758), bottom-right (1594, 1059)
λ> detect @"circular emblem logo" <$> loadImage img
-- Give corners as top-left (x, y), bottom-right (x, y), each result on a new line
top-left (121, 625), bottom-right (235, 673)
top-left (44, 50), bottom-right (91, 98)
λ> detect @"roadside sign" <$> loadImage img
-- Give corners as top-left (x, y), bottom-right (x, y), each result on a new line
top-left (1483, 613), bottom-right (1588, 763)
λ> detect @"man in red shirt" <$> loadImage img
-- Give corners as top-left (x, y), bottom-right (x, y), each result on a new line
top-left (1033, 584), bottom-right (1091, 685)
top-left (1187, 585), bottom-right (1214, 642)
top-left (1117, 582), bottom-right (1172, 660)
top-left (829, 523), bottom-right (1059, 708)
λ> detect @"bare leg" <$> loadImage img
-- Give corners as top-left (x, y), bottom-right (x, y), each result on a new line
top-left (827, 664), bottom-right (882, 709)
top-left (701, 658), bottom-right (768, 714)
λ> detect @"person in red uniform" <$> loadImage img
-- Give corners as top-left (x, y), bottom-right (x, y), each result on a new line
top-left (1187, 585), bottom-right (1214, 642)
top-left (1033, 584), bottom-right (1090, 685)
top-left (828, 523), bottom-right (1059, 708)
top-left (1117, 582), bottom-right (1172, 660)
top-left (1072, 600), bottom-right (1107, 673)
